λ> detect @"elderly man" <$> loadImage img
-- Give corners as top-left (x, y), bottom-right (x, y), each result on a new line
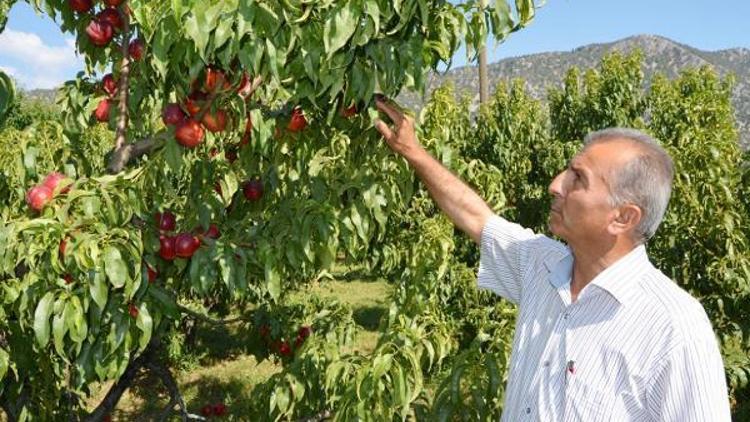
top-left (373, 97), bottom-right (731, 421)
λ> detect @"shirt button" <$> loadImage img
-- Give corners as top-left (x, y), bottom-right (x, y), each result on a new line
top-left (563, 312), bottom-right (569, 320)
top-left (526, 407), bottom-right (532, 414)
top-left (543, 361), bottom-right (550, 367)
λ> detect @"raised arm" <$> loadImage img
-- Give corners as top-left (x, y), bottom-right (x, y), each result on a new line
top-left (374, 97), bottom-right (493, 244)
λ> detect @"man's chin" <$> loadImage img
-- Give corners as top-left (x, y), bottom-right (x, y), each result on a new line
top-left (547, 219), bottom-right (565, 239)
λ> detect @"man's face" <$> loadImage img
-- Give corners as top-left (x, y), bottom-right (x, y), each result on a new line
top-left (547, 141), bottom-right (636, 247)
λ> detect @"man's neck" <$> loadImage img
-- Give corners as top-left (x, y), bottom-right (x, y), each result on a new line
top-left (570, 238), bottom-right (638, 302)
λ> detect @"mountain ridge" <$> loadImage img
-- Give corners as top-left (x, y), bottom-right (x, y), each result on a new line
top-left (397, 34), bottom-right (749, 148)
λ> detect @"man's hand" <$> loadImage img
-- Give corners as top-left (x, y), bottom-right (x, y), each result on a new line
top-left (372, 95), bottom-right (492, 244)
top-left (374, 96), bottom-right (422, 159)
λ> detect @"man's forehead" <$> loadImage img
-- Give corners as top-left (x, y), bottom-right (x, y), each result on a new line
top-left (570, 149), bottom-right (596, 170)
top-left (576, 140), bottom-right (638, 169)
top-left (569, 143), bottom-right (633, 186)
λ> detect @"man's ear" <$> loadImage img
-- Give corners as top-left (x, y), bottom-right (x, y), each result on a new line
top-left (609, 204), bottom-right (642, 236)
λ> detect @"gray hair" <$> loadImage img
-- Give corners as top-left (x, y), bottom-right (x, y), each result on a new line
top-left (583, 128), bottom-right (674, 243)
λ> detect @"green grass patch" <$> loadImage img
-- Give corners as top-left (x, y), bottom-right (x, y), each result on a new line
top-left (88, 269), bottom-right (393, 419)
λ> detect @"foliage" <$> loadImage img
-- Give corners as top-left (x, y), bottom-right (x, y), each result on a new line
top-left (2, 0), bottom-right (747, 419)
top-left (0, 0), bottom-right (16, 34)
top-left (549, 51), bottom-right (647, 141)
top-left (646, 68), bottom-right (750, 403)
top-left (243, 81), bottom-right (519, 420)
top-left (0, 92), bottom-right (60, 132)
top-left (0, 0), bottom-right (539, 419)
top-left (0, 70), bottom-right (15, 125)
top-left (274, 50), bottom-right (750, 419)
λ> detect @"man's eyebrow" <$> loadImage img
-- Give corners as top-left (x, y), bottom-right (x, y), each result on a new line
top-left (569, 162), bottom-right (588, 179)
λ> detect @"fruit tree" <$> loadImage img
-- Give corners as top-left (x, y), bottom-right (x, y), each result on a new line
top-left (0, 0), bottom-right (538, 419)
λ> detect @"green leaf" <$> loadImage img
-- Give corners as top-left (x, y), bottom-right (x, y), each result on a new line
top-left (265, 256), bottom-right (281, 301)
top-left (67, 297), bottom-right (87, 344)
top-left (422, 338), bottom-right (435, 369)
top-left (220, 172), bottom-right (239, 205)
top-left (515, 0), bottom-right (535, 25)
top-left (89, 270), bottom-right (108, 310)
top-left (135, 304), bottom-right (153, 352)
top-left (393, 364), bottom-right (407, 414)
top-left (372, 353), bottom-right (393, 379)
top-left (218, 248), bottom-right (236, 288)
top-left (255, 2), bottom-right (280, 36)
top-left (103, 245), bottom-right (128, 289)
top-left (364, 0), bottom-right (380, 34)
top-left (152, 19), bottom-right (176, 78)
top-left (184, 3), bottom-right (213, 59)
top-left (350, 204), bottom-right (368, 242)
top-left (324, 2), bottom-right (358, 57)
top-left (308, 148), bottom-right (329, 177)
top-left (0, 70), bottom-right (15, 124)
top-left (185, 247), bottom-right (210, 292)
top-left (265, 38), bottom-right (279, 82)
top-left (147, 285), bottom-right (180, 319)
top-left (450, 357), bottom-right (467, 403)
top-left (289, 376), bottom-right (305, 403)
top-left (271, 386), bottom-right (290, 413)
top-left (164, 138), bottom-right (183, 172)
top-left (171, 0), bottom-right (184, 22)
top-left (491, 0), bottom-right (514, 38)
top-left (214, 14), bottom-right (234, 50)
top-left (486, 354), bottom-right (501, 395)
top-left (0, 347), bottom-right (8, 382)
top-left (52, 311), bottom-right (67, 356)
top-left (33, 292), bottom-right (55, 348)
top-left (23, 145), bottom-right (38, 177)
top-left (236, 1), bottom-right (256, 37)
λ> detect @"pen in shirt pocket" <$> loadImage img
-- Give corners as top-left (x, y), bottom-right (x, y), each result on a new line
top-left (565, 360), bottom-right (576, 386)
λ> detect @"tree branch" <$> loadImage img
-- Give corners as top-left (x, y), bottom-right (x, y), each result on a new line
top-left (177, 304), bottom-right (251, 326)
top-left (192, 79), bottom-right (224, 124)
top-left (0, 399), bottom-right (13, 422)
top-left (114, 6), bottom-right (132, 151)
top-left (296, 409), bottom-right (333, 422)
top-left (238, 75), bottom-right (263, 101)
top-left (107, 133), bottom-right (167, 174)
top-left (1, 382), bottom-right (30, 422)
top-left (83, 338), bottom-right (159, 422)
top-left (146, 360), bottom-right (206, 421)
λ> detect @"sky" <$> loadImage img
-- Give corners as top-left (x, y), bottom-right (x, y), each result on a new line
top-left (1, 0), bottom-right (748, 90)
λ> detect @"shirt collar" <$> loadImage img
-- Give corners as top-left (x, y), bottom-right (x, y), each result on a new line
top-left (544, 245), bottom-right (651, 306)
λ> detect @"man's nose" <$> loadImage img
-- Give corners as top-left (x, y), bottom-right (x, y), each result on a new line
top-left (549, 172), bottom-right (564, 197)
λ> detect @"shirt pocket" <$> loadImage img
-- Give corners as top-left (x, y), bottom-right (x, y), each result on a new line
top-left (566, 376), bottom-right (612, 421)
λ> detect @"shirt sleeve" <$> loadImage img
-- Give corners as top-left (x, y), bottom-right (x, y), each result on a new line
top-left (476, 214), bottom-right (540, 304)
top-left (646, 317), bottom-right (732, 422)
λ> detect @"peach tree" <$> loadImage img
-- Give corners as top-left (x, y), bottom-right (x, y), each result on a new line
top-left (0, 0), bottom-right (537, 419)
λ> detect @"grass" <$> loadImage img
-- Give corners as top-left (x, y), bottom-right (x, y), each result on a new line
top-left (299, 277), bottom-right (392, 354)
top-left (87, 268), bottom-right (393, 420)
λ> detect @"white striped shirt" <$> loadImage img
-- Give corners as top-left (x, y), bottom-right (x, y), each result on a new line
top-left (477, 215), bottom-right (731, 422)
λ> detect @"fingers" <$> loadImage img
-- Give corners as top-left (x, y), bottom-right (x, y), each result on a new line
top-left (374, 119), bottom-right (394, 140)
top-left (375, 96), bottom-right (404, 125)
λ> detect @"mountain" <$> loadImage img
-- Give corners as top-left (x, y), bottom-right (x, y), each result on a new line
top-left (22, 88), bottom-right (57, 104)
top-left (397, 34), bottom-right (750, 149)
